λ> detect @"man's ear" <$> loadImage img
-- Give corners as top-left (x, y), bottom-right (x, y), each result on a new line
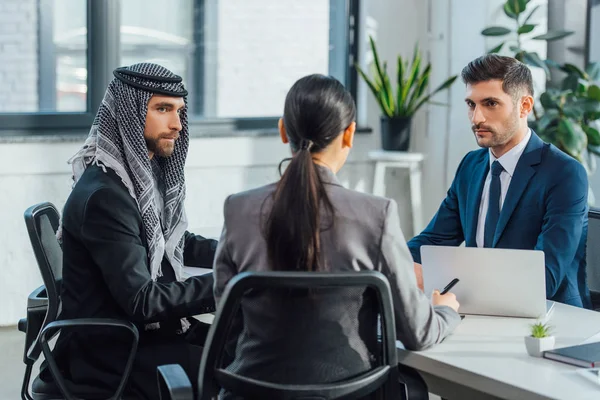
top-left (342, 121), bottom-right (356, 149)
top-left (278, 118), bottom-right (289, 144)
top-left (520, 95), bottom-right (534, 118)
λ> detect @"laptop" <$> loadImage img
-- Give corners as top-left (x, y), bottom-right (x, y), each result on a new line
top-left (421, 245), bottom-right (553, 318)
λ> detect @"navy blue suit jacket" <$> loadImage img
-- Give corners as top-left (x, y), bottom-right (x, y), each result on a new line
top-left (408, 132), bottom-right (591, 308)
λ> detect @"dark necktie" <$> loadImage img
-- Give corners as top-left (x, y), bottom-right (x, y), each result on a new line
top-left (484, 160), bottom-right (504, 248)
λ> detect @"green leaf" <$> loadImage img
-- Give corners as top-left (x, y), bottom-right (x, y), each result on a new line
top-left (589, 145), bottom-right (600, 157)
top-left (504, 2), bottom-right (518, 19)
top-left (367, 37), bottom-right (395, 117)
top-left (562, 63), bottom-right (586, 79)
top-left (538, 109), bottom-right (559, 132)
top-left (517, 24), bottom-right (536, 34)
top-left (523, 4), bottom-right (540, 25)
top-left (489, 42), bottom-right (505, 54)
top-left (355, 63), bottom-right (392, 118)
top-left (584, 124), bottom-right (600, 146)
top-left (540, 92), bottom-right (559, 110)
top-left (532, 30), bottom-right (574, 41)
top-left (576, 97), bottom-right (600, 114)
top-left (558, 118), bottom-right (587, 156)
top-left (522, 52), bottom-right (550, 77)
top-left (406, 63), bottom-right (431, 113)
top-left (588, 85), bottom-right (600, 101)
top-left (481, 26), bottom-right (512, 36)
top-left (563, 103), bottom-right (584, 120)
top-left (509, 45), bottom-right (522, 53)
top-left (586, 62), bottom-right (600, 81)
top-left (506, 0), bottom-right (528, 16)
top-left (381, 62), bottom-right (395, 115)
top-left (396, 55), bottom-right (406, 114)
top-left (530, 322), bottom-right (552, 338)
top-left (401, 46), bottom-right (422, 113)
top-left (545, 58), bottom-right (563, 71)
top-left (562, 75), bottom-right (585, 93)
top-left (409, 75), bottom-right (458, 115)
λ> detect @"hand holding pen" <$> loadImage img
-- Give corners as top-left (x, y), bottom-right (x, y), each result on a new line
top-left (432, 278), bottom-right (460, 313)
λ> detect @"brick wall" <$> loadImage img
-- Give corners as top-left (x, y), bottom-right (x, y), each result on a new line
top-left (0, 0), bottom-right (38, 112)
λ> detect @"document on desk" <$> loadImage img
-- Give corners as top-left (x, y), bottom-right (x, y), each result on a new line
top-left (581, 330), bottom-right (600, 345)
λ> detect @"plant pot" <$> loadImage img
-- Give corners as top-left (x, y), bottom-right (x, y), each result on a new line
top-left (524, 335), bottom-right (555, 357)
top-left (380, 116), bottom-right (412, 151)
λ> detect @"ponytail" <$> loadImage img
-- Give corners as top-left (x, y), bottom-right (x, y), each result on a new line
top-left (265, 140), bottom-right (333, 271)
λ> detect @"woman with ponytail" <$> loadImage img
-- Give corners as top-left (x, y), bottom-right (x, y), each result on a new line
top-left (213, 74), bottom-right (460, 391)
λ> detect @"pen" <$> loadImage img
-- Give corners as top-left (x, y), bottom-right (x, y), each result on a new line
top-left (440, 278), bottom-right (459, 295)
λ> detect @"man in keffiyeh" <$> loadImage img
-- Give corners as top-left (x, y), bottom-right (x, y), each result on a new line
top-left (42, 63), bottom-right (217, 400)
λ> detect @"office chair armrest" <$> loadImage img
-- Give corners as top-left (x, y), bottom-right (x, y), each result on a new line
top-left (39, 318), bottom-right (139, 400)
top-left (19, 285), bottom-right (48, 334)
top-left (157, 364), bottom-right (194, 400)
top-left (27, 285), bottom-right (48, 309)
top-left (21, 285), bottom-right (49, 364)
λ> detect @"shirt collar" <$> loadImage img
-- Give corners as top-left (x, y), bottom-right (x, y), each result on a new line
top-left (488, 128), bottom-right (531, 178)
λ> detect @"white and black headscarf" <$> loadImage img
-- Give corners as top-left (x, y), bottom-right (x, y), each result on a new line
top-left (66, 63), bottom-right (190, 283)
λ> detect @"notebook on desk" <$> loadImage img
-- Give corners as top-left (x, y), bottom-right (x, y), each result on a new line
top-left (543, 342), bottom-right (600, 368)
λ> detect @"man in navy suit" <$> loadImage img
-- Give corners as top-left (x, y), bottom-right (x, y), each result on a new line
top-left (408, 54), bottom-right (591, 308)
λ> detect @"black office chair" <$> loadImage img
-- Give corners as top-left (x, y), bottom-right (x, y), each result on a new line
top-left (157, 270), bottom-right (403, 400)
top-left (587, 208), bottom-right (600, 311)
top-left (19, 202), bottom-right (139, 400)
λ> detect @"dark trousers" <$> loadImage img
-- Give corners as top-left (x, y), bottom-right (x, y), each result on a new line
top-left (127, 318), bottom-right (211, 400)
top-left (396, 364), bottom-right (429, 400)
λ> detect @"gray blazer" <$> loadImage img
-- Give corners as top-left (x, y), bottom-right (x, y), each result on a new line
top-left (213, 165), bottom-right (460, 385)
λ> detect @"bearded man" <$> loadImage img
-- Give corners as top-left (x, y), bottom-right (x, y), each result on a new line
top-left (407, 54), bottom-right (591, 309)
top-left (40, 63), bottom-right (216, 399)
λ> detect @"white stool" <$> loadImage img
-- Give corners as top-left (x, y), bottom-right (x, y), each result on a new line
top-left (368, 150), bottom-right (425, 235)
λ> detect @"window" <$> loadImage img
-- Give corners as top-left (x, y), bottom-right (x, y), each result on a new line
top-left (0, 0), bottom-right (358, 133)
top-left (0, 0), bottom-right (87, 113)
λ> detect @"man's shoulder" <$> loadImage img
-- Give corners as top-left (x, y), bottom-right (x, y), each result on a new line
top-left (462, 147), bottom-right (488, 165)
top-left (64, 164), bottom-right (136, 216)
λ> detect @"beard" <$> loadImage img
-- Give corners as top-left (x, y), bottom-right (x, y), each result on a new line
top-left (472, 111), bottom-right (520, 149)
top-left (146, 136), bottom-right (177, 158)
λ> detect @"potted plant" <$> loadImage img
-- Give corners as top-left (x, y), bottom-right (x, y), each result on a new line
top-left (531, 63), bottom-right (600, 177)
top-left (524, 322), bottom-right (555, 357)
top-left (481, 0), bottom-right (573, 81)
top-left (355, 36), bottom-right (457, 151)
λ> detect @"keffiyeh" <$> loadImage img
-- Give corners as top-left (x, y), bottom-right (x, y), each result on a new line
top-left (66, 63), bottom-right (190, 283)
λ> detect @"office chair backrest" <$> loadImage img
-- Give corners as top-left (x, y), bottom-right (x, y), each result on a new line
top-left (587, 208), bottom-right (600, 309)
top-left (197, 271), bottom-right (398, 400)
top-left (24, 202), bottom-right (63, 337)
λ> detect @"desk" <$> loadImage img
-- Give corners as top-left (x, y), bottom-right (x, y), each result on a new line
top-left (183, 267), bottom-right (212, 278)
top-left (368, 150), bottom-right (425, 234)
top-left (397, 303), bottom-right (600, 399)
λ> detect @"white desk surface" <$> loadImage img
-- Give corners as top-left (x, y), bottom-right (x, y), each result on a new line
top-left (183, 267), bottom-right (212, 278)
top-left (397, 303), bottom-right (600, 399)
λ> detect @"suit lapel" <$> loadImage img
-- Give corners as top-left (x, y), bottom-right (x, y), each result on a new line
top-left (492, 132), bottom-right (544, 246)
top-left (465, 154), bottom-right (489, 246)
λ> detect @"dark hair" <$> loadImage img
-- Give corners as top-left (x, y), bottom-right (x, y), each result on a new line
top-left (461, 54), bottom-right (533, 98)
top-left (265, 74), bottom-right (356, 272)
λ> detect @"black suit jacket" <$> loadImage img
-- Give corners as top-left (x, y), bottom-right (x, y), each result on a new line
top-left (49, 164), bottom-right (216, 394)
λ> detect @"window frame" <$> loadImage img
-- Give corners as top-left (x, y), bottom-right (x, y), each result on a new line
top-left (0, 0), bottom-right (361, 136)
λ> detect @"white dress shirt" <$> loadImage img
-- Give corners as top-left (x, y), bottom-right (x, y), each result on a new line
top-left (476, 129), bottom-right (531, 248)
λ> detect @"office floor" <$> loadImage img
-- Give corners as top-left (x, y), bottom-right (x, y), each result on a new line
top-left (1, 325), bottom-right (27, 399)
top-left (0, 325), bottom-right (441, 399)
